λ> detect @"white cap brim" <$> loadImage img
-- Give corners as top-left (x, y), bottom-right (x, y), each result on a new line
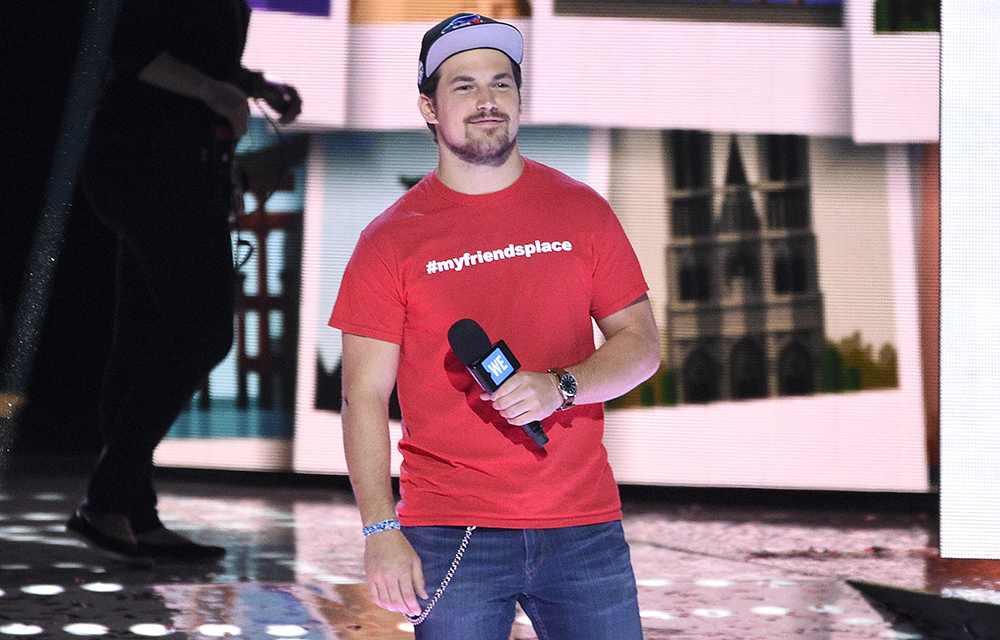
top-left (424, 22), bottom-right (524, 80)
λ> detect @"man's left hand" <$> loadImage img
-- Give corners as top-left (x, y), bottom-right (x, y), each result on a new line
top-left (481, 371), bottom-right (561, 426)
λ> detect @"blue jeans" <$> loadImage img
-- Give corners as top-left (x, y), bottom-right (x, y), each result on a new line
top-left (402, 521), bottom-right (643, 640)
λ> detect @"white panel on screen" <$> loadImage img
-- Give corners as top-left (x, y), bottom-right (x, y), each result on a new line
top-left (529, 15), bottom-right (851, 135)
top-left (242, 3), bottom-right (349, 128)
top-left (845, 0), bottom-right (939, 144)
top-left (939, 1), bottom-right (1000, 559)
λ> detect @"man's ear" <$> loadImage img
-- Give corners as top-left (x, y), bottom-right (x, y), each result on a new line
top-left (417, 94), bottom-right (438, 125)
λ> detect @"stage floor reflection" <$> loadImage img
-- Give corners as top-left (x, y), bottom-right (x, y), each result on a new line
top-left (0, 459), bottom-right (979, 639)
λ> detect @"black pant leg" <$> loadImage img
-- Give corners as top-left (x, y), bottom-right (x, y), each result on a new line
top-left (81, 124), bottom-right (235, 531)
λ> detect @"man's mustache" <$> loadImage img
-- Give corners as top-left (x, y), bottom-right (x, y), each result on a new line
top-left (466, 110), bottom-right (509, 124)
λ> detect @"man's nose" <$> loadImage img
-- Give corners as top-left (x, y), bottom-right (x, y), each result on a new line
top-left (475, 87), bottom-right (497, 110)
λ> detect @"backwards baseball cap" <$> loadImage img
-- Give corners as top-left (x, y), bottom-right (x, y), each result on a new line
top-left (418, 13), bottom-right (523, 87)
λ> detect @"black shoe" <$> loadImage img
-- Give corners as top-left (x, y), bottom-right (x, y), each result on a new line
top-left (66, 510), bottom-right (153, 567)
top-left (136, 529), bottom-right (226, 563)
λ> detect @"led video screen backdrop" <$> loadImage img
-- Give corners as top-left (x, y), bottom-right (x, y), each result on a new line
top-left (157, 0), bottom-right (940, 496)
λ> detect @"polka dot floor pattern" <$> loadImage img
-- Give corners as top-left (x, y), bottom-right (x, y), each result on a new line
top-left (0, 460), bottom-right (991, 639)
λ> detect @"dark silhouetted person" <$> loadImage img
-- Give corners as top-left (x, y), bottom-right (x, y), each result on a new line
top-left (66, 0), bottom-right (301, 564)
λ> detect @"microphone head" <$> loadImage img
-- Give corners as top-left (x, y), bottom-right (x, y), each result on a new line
top-left (448, 318), bottom-right (492, 365)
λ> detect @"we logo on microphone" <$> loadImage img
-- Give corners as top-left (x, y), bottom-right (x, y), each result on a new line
top-left (484, 350), bottom-right (514, 385)
top-left (466, 342), bottom-right (519, 393)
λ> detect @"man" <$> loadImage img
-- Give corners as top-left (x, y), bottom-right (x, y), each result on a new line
top-left (330, 13), bottom-right (660, 639)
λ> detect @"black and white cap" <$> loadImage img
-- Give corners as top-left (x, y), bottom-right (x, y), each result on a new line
top-left (418, 13), bottom-right (523, 87)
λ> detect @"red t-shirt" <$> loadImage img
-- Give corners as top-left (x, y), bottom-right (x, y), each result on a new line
top-left (330, 158), bottom-right (649, 529)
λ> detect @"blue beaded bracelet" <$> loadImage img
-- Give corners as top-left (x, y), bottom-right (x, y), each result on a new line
top-left (362, 518), bottom-right (401, 537)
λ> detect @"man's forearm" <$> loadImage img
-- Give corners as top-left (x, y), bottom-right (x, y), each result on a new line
top-left (136, 51), bottom-right (250, 136)
top-left (342, 398), bottom-right (398, 527)
top-left (572, 297), bottom-right (661, 406)
top-left (340, 333), bottom-right (403, 527)
top-left (137, 52), bottom-right (228, 104)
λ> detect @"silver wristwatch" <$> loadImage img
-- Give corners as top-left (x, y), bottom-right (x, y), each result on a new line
top-left (548, 368), bottom-right (577, 411)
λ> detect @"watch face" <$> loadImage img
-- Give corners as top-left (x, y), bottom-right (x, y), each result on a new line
top-left (560, 373), bottom-right (578, 397)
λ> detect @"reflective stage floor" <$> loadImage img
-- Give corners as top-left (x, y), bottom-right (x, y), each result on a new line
top-left (0, 458), bottom-right (993, 639)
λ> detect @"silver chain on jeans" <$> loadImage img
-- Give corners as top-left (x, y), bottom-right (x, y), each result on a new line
top-left (405, 525), bottom-right (476, 625)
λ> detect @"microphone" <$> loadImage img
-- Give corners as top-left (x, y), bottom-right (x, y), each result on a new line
top-left (448, 319), bottom-right (549, 448)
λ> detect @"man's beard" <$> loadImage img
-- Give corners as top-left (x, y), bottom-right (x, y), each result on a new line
top-left (443, 115), bottom-right (517, 167)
